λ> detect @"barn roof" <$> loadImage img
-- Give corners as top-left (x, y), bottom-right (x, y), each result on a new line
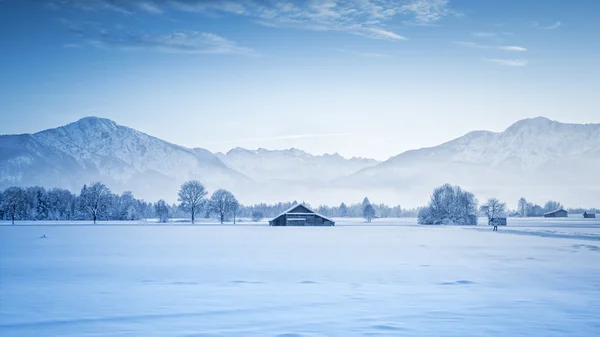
top-left (544, 208), bottom-right (567, 215)
top-left (270, 203), bottom-right (335, 223)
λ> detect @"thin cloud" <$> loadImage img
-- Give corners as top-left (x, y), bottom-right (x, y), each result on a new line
top-left (48, 1), bottom-right (462, 41)
top-left (137, 2), bottom-right (163, 14)
top-left (456, 41), bottom-right (527, 52)
top-left (472, 32), bottom-right (497, 38)
top-left (335, 49), bottom-right (394, 58)
top-left (486, 58), bottom-right (528, 67)
top-left (532, 21), bottom-right (562, 30)
top-left (546, 21), bottom-right (562, 30)
top-left (67, 26), bottom-right (257, 56)
top-left (497, 45), bottom-right (527, 51)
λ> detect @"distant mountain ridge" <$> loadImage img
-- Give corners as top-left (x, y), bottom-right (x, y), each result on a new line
top-left (1, 116), bottom-right (598, 207)
top-left (338, 117), bottom-right (600, 207)
top-left (216, 147), bottom-right (379, 183)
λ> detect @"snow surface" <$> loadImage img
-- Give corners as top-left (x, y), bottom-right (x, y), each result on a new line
top-left (1, 218), bottom-right (600, 336)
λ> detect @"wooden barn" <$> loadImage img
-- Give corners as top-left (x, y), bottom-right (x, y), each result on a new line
top-left (269, 204), bottom-right (335, 226)
top-left (583, 211), bottom-right (596, 218)
top-left (544, 209), bottom-right (568, 218)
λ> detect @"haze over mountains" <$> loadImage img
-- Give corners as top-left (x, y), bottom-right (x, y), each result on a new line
top-left (1, 117), bottom-right (598, 208)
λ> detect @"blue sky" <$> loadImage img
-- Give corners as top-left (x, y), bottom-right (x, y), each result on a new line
top-left (1, 0), bottom-right (599, 160)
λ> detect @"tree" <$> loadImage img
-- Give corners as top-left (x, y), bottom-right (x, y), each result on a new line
top-left (80, 182), bottom-right (112, 224)
top-left (479, 198), bottom-right (507, 225)
top-left (155, 200), bottom-right (169, 223)
top-left (178, 180), bottom-right (207, 224)
top-left (363, 204), bottom-right (375, 223)
top-left (231, 196), bottom-right (240, 224)
top-left (339, 202), bottom-right (348, 217)
top-left (1, 187), bottom-right (27, 224)
top-left (47, 188), bottom-right (76, 220)
top-left (543, 200), bottom-right (563, 213)
top-left (418, 184), bottom-right (478, 225)
top-left (251, 211), bottom-right (263, 222)
top-left (518, 198), bottom-right (528, 217)
top-left (362, 197), bottom-right (370, 212)
top-left (209, 189), bottom-right (237, 224)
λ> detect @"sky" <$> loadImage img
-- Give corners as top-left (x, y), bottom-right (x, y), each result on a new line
top-left (1, 0), bottom-right (600, 160)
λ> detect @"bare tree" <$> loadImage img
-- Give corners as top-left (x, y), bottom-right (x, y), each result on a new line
top-left (178, 180), bottom-right (207, 224)
top-left (479, 198), bottom-right (507, 226)
top-left (209, 189), bottom-right (237, 224)
top-left (2, 187), bottom-right (27, 224)
top-left (80, 182), bottom-right (112, 224)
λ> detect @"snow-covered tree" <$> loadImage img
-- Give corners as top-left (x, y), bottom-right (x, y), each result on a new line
top-left (418, 184), bottom-right (478, 225)
top-left (155, 199), bottom-right (169, 223)
top-left (178, 180), bottom-right (207, 224)
top-left (251, 211), bottom-right (264, 222)
top-left (339, 202), bottom-right (348, 217)
top-left (517, 197), bottom-right (528, 217)
top-left (1, 187), bottom-right (27, 224)
top-left (209, 189), bottom-right (237, 224)
top-left (543, 200), bottom-right (563, 213)
top-left (363, 203), bottom-right (375, 223)
top-left (480, 198), bottom-right (507, 225)
top-left (47, 188), bottom-right (76, 220)
top-left (80, 182), bottom-right (112, 224)
top-left (231, 196), bottom-right (240, 224)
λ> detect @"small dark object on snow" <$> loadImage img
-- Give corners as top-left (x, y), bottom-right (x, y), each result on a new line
top-left (493, 225), bottom-right (498, 231)
top-left (40, 234), bottom-right (47, 239)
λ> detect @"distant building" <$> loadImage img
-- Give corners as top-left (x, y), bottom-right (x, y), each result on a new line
top-left (269, 204), bottom-right (335, 226)
top-left (490, 217), bottom-right (507, 226)
top-left (544, 209), bottom-right (568, 218)
top-left (583, 211), bottom-right (596, 219)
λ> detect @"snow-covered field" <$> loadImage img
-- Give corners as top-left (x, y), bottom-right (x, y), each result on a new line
top-left (1, 218), bottom-right (600, 336)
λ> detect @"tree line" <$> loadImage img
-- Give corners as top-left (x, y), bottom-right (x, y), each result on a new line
top-left (0, 181), bottom-right (415, 224)
top-left (1, 181), bottom-right (595, 225)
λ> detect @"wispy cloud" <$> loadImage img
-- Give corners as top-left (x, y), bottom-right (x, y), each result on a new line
top-left (137, 2), bottom-right (163, 14)
top-left (486, 58), bottom-right (528, 67)
top-left (532, 21), bottom-right (562, 30)
top-left (49, 1), bottom-right (461, 41)
top-left (399, 0), bottom-right (460, 26)
top-left (471, 32), bottom-right (497, 38)
top-left (546, 21), bottom-right (562, 30)
top-left (456, 41), bottom-right (527, 52)
top-left (335, 49), bottom-right (394, 58)
top-left (67, 25), bottom-right (257, 56)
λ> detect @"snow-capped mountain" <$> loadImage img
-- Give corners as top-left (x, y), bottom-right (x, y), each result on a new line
top-left (338, 117), bottom-right (600, 207)
top-left (1, 116), bottom-right (598, 207)
top-left (0, 117), bottom-right (252, 202)
top-left (216, 147), bottom-right (379, 183)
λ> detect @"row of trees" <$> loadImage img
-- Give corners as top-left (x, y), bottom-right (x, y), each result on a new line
top-left (516, 198), bottom-right (563, 217)
top-left (2, 181), bottom-right (594, 225)
top-left (0, 182), bottom-right (242, 225)
top-left (416, 184), bottom-right (593, 225)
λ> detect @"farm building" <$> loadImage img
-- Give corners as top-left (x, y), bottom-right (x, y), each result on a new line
top-left (583, 211), bottom-right (596, 218)
top-left (490, 217), bottom-right (507, 226)
top-left (544, 209), bottom-right (568, 218)
top-left (269, 204), bottom-right (335, 226)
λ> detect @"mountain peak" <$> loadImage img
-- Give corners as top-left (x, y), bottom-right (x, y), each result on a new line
top-left (74, 116), bottom-right (118, 128)
top-left (505, 116), bottom-right (556, 133)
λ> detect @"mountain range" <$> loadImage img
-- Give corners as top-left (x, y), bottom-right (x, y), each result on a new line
top-left (1, 116), bottom-right (598, 208)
